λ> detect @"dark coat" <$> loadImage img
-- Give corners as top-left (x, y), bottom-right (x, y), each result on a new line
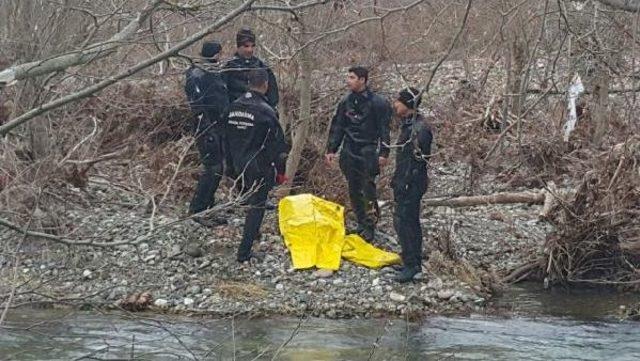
top-left (224, 90), bottom-right (289, 179)
top-left (184, 64), bottom-right (228, 134)
top-left (326, 88), bottom-right (392, 159)
top-left (391, 113), bottom-right (433, 192)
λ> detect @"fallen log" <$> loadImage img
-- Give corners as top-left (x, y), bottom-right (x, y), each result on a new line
top-left (502, 261), bottom-right (538, 284)
top-left (434, 140), bottom-right (637, 210)
top-left (424, 186), bottom-right (569, 220)
top-left (425, 190), bottom-right (546, 208)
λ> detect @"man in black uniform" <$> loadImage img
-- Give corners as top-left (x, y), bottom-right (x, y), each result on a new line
top-left (224, 27), bottom-right (279, 108)
top-left (225, 27), bottom-right (280, 211)
top-left (224, 69), bottom-right (289, 263)
top-left (184, 41), bottom-right (229, 226)
top-left (325, 66), bottom-right (392, 242)
top-left (391, 87), bottom-right (433, 283)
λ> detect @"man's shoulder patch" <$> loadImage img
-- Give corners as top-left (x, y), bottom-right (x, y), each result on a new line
top-left (228, 110), bottom-right (256, 130)
top-left (228, 110), bottom-right (255, 120)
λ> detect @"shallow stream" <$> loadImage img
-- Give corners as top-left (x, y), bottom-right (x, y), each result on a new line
top-left (1, 283), bottom-right (639, 360)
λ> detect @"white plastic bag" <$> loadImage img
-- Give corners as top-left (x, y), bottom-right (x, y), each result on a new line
top-left (563, 74), bottom-right (585, 142)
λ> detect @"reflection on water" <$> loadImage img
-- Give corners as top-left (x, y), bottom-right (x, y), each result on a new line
top-left (494, 282), bottom-right (640, 320)
top-left (1, 284), bottom-right (640, 360)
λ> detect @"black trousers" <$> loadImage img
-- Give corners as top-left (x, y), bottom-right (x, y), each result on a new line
top-left (189, 133), bottom-right (224, 214)
top-left (236, 166), bottom-right (275, 261)
top-left (393, 173), bottom-right (428, 269)
top-left (339, 145), bottom-right (380, 235)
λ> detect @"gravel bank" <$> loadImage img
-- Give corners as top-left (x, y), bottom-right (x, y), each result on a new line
top-left (0, 159), bottom-right (553, 319)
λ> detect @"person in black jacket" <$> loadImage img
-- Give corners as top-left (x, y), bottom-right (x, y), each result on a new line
top-left (224, 69), bottom-right (289, 263)
top-left (325, 66), bottom-right (392, 242)
top-left (224, 27), bottom-right (279, 108)
top-left (391, 87), bottom-right (433, 283)
top-left (185, 41), bottom-right (229, 227)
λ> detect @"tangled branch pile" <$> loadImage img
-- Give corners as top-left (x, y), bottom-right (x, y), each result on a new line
top-left (542, 139), bottom-right (640, 288)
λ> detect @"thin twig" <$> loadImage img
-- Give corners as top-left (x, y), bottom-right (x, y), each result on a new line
top-left (367, 319), bottom-right (391, 361)
top-left (270, 316), bottom-right (306, 361)
top-left (57, 116), bottom-right (99, 167)
top-left (157, 136), bottom-right (197, 207)
top-left (0, 188), bottom-right (42, 326)
top-left (232, 315), bottom-right (236, 361)
top-left (421, 0), bottom-right (474, 95)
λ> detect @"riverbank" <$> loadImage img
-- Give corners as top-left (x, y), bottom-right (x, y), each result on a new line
top-left (0, 160), bottom-right (553, 318)
top-left (2, 284), bottom-right (639, 361)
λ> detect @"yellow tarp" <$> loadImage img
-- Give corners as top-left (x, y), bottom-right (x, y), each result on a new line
top-left (342, 234), bottom-right (401, 269)
top-left (278, 194), bottom-right (401, 270)
top-left (278, 194), bottom-right (346, 270)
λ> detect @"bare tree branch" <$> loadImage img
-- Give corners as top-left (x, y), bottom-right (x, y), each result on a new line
top-left (422, 0), bottom-right (474, 94)
top-left (252, 0), bottom-right (330, 11)
top-left (292, 0), bottom-right (427, 58)
top-left (0, 0), bottom-right (330, 137)
top-left (0, 0), bottom-right (255, 137)
top-left (596, 0), bottom-right (640, 12)
top-left (0, 0), bottom-right (163, 85)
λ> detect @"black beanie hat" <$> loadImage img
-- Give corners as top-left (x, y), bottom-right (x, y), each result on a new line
top-left (236, 27), bottom-right (256, 47)
top-left (397, 87), bottom-right (422, 109)
top-left (201, 41), bottom-right (222, 61)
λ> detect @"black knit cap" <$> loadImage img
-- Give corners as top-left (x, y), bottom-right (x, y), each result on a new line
top-left (201, 41), bottom-right (222, 61)
top-left (236, 27), bottom-right (256, 47)
top-left (397, 87), bottom-right (422, 110)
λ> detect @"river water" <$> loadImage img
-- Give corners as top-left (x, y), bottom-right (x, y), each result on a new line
top-left (1, 283), bottom-right (639, 360)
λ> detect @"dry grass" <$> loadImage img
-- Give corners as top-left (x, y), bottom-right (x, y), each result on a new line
top-left (216, 280), bottom-right (268, 301)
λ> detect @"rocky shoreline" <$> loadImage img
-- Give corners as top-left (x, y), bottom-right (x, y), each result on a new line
top-left (0, 161), bottom-right (552, 319)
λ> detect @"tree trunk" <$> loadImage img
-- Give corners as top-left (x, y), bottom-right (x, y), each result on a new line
top-left (592, 65), bottom-right (610, 147)
top-left (510, 36), bottom-right (527, 118)
top-left (27, 117), bottom-right (50, 160)
top-left (284, 47), bottom-right (313, 193)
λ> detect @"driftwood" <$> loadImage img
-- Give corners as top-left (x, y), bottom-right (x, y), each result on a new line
top-left (502, 261), bottom-right (539, 284)
top-left (117, 292), bottom-right (153, 312)
top-left (542, 142), bottom-right (638, 287)
top-left (424, 185), bottom-right (568, 222)
top-left (426, 191), bottom-right (545, 207)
